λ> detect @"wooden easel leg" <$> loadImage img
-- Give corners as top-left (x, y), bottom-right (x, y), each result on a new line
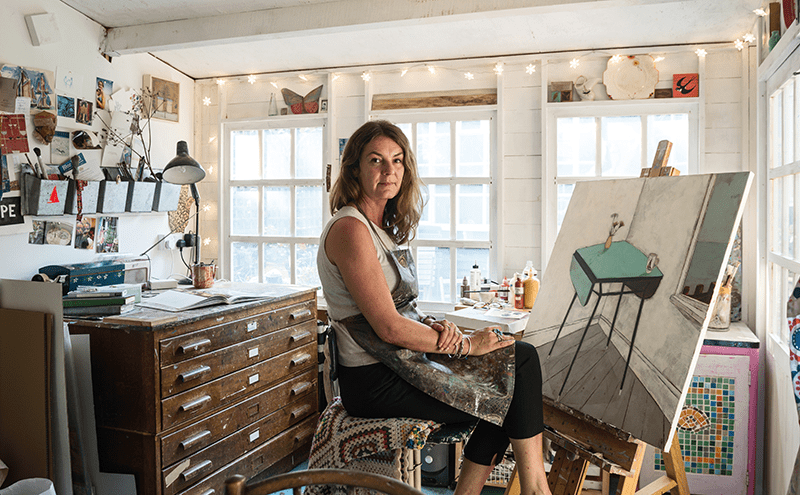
top-left (504, 464), bottom-right (520, 495)
top-left (547, 448), bottom-right (588, 495)
top-left (662, 437), bottom-right (690, 495)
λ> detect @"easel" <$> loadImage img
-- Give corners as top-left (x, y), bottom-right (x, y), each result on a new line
top-left (502, 402), bottom-right (689, 495)
top-left (501, 143), bottom-right (689, 495)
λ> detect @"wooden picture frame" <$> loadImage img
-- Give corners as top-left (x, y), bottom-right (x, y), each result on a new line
top-left (143, 75), bottom-right (179, 122)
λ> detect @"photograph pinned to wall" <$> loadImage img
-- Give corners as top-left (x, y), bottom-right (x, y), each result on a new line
top-left (55, 67), bottom-right (82, 94)
top-left (0, 114), bottom-right (29, 154)
top-left (0, 77), bottom-right (16, 112)
top-left (1, 155), bottom-right (11, 193)
top-left (0, 65), bottom-right (54, 110)
top-left (29, 220), bottom-right (45, 244)
top-left (75, 99), bottom-right (92, 125)
top-left (95, 77), bottom-right (112, 110)
top-left (673, 73), bottom-right (699, 98)
top-left (523, 172), bottom-right (752, 451)
top-left (96, 216), bottom-right (118, 253)
top-left (1, 154), bottom-right (20, 191)
top-left (57, 95), bottom-right (74, 118)
top-left (51, 130), bottom-right (70, 162)
top-left (44, 221), bottom-right (73, 246)
top-left (143, 75), bottom-right (179, 122)
top-left (74, 217), bottom-right (95, 250)
top-left (72, 130), bottom-right (100, 150)
top-left (110, 87), bottom-right (136, 113)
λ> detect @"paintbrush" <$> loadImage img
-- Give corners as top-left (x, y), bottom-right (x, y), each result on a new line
top-left (24, 153), bottom-right (41, 179)
top-left (33, 147), bottom-right (47, 179)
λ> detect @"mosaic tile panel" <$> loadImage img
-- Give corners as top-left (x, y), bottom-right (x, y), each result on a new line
top-left (654, 376), bottom-right (735, 476)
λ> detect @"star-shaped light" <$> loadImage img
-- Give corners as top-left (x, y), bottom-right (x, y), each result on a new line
top-left (494, 63), bottom-right (504, 75)
top-left (735, 39), bottom-right (745, 51)
top-left (754, 8), bottom-right (767, 16)
top-left (361, 71), bottom-right (371, 81)
top-left (299, 74), bottom-right (308, 81)
top-left (526, 64), bottom-right (536, 74)
top-left (270, 81), bottom-right (278, 88)
top-left (653, 56), bottom-right (665, 63)
top-left (203, 204), bottom-right (211, 212)
top-left (203, 96), bottom-right (211, 106)
top-left (427, 65), bottom-right (436, 75)
top-left (695, 48), bottom-right (707, 58)
top-left (464, 72), bottom-right (474, 80)
top-left (401, 69), bottom-right (408, 77)
top-left (610, 55), bottom-right (623, 64)
top-left (215, 79), bottom-right (225, 86)
top-left (203, 237), bottom-right (211, 246)
top-left (332, 74), bottom-right (340, 81)
top-left (208, 165), bottom-right (214, 174)
top-left (743, 33), bottom-right (756, 43)
top-left (247, 75), bottom-right (256, 84)
top-left (569, 58), bottom-right (580, 68)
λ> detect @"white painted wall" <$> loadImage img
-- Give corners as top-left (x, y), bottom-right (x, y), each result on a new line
top-left (0, 0), bottom-right (195, 283)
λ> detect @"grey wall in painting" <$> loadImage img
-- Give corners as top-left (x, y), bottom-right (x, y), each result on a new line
top-left (523, 172), bottom-right (752, 450)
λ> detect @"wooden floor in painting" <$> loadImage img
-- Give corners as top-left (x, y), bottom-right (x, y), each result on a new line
top-left (535, 321), bottom-right (671, 447)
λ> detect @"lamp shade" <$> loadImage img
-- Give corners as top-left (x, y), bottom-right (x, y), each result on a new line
top-left (162, 140), bottom-right (205, 185)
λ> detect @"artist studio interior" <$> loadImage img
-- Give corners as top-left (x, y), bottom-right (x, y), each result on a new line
top-left (0, 1), bottom-right (798, 494)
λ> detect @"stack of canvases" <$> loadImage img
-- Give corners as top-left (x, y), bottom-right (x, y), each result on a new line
top-left (62, 284), bottom-right (139, 317)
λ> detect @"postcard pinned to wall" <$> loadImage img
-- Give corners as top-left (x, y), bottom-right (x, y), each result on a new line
top-left (143, 75), bottom-right (179, 122)
top-left (523, 172), bottom-right (753, 451)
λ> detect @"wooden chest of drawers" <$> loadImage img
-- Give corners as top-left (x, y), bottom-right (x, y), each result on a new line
top-left (69, 285), bottom-right (318, 495)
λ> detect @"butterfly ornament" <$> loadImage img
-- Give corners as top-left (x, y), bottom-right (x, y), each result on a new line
top-left (281, 85), bottom-right (323, 114)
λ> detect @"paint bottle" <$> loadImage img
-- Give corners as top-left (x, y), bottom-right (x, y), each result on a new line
top-left (514, 273), bottom-right (524, 310)
top-left (524, 267), bottom-right (540, 309)
top-left (469, 262), bottom-right (481, 300)
top-left (500, 276), bottom-right (510, 304)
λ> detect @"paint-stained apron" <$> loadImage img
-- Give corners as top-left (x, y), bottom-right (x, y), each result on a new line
top-left (337, 213), bottom-right (515, 426)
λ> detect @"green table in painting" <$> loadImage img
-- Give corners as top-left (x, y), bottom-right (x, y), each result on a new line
top-left (549, 241), bottom-right (663, 396)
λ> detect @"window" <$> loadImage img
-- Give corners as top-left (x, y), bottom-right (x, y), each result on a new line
top-left (373, 112), bottom-right (496, 306)
top-left (767, 77), bottom-right (800, 346)
top-left (545, 103), bottom-right (698, 264)
top-left (223, 119), bottom-right (326, 287)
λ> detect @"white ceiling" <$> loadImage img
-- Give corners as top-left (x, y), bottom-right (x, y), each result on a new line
top-left (59, 0), bottom-right (765, 80)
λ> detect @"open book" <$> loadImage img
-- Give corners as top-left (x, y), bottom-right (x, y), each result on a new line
top-left (138, 286), bottom-right (276, 312)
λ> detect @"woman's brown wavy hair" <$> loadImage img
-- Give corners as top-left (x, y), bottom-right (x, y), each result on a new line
top-left (329, 120), bottom-right (424, 245)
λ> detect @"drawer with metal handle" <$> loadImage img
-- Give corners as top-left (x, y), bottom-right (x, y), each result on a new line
top-left (161, 393), bottom-right (317, 494)
top-left (161, 319), bottom-right (316, 398)
top-left (161, 368), bottom-right (317, 466)
top-left (160, 299), bottom-right (316, 366)
top-left (161, 341), bottom-right (316, 430)
top-left (169, 416), bottom-right (317, 495)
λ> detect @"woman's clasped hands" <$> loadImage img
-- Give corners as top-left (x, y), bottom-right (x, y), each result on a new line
top-left (430, 319), bottom-right (514, 357)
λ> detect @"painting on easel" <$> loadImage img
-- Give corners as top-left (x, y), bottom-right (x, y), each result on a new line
top-left (523, 172), bottom-right (752, 451)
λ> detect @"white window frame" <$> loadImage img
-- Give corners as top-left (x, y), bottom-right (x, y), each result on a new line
top-left (370, 108), bottom-right (498, 311)
top-left (765, 72), bottom-right (800, 348)
top-left (221, 116), bottom-right (328, 284)
top-left (543, 100), bottom-right (700, 268)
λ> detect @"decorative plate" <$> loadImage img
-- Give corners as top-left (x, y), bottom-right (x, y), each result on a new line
top-left (602, 55), bottom-right (659, 100)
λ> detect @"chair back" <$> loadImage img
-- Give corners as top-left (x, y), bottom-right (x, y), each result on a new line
top-left (224, 468), bottom-right (426, 495)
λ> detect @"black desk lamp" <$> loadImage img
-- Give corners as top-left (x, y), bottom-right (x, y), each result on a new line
top-left (162, 141), bottom-right (205, 267)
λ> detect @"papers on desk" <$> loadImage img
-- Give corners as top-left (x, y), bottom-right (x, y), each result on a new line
top-left (445, 306), bottom-right (530, 334)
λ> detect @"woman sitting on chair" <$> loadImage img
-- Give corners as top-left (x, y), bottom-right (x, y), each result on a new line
top-left (317, 120), bottom-right (551, 495)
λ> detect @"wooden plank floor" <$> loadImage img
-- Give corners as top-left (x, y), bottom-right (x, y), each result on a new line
top-left (535, 321), bottom-right (671, 448)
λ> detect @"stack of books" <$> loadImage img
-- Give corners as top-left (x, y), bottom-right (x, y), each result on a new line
top-left (63, 284), bottom-right (140, 317)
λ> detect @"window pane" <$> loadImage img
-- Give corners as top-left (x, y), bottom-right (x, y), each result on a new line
top-left (647, 114), bottom-right (689, 174)
top-left (457, 248), bottom-right (490, 285)
top-left (263, 243), bottom-right (290, 284)
top-left (419, 184), bottom-right (450, 240)
top-left (416, 247), bottom-right (451, 302)
top-left (264, 187), bottom-right (291, 236)
top-left (231, 186), bottom-right (259, 235)
top-left (397, 123), bottom-right (413, 143)
top-left (557, 117), bottom-right (596, 176)
top-left (263, 128), bottom-right (290, 179)
top-left (771, 92), bottom-right (783, 169)
top-left (786, 86), bottom-right (795, 166)
top-left (788, 177), bottom-right (795, 257)
top-left (232, 130), bottom-right (259, 180)
top-left (296, 243), bottom-right (321, 287)
top-left (232, 242), bottom-right (258, 282)
top-left (557, 183), bottom-right (575, 232)
top-left (601, 116), bottom-right (641, 176)
top-left (296, 127), bottom-right (323, 179)
top-left (417, 122), bottom-right (450, 177)
top-left (772, 177), bottom-right (783, 255)
top-left (456, 184), bottom-right (490, 241)
top-left (296, 186), bottom-right (322, 237)
top-left (456, 120), bottom-right (490, 177)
